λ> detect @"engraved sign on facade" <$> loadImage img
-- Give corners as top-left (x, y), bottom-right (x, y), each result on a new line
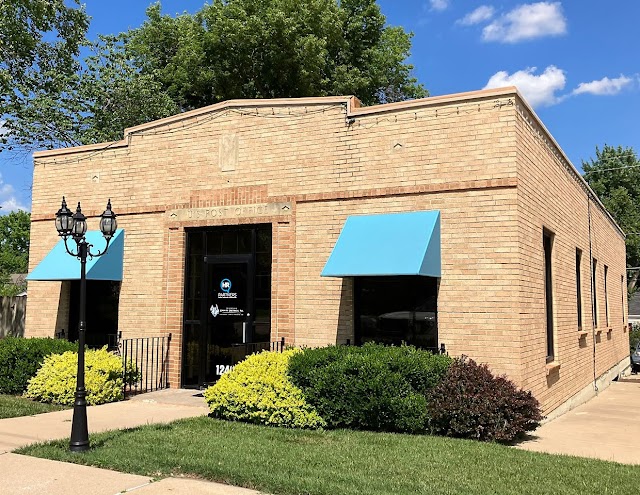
top-left (220, 133), bottom-right (238, 172)
top-left (167, 202), bottom-right (292, 222)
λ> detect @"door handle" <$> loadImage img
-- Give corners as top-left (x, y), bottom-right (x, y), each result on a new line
top-left (242, 313), bottom-right (251, 344)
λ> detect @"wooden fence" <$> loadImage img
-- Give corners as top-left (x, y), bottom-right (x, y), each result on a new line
top-left (0, 296), bottom-right (26, 338)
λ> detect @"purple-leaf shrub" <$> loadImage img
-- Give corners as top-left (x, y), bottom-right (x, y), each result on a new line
top-left (426, 358), bottom-right (543, 442)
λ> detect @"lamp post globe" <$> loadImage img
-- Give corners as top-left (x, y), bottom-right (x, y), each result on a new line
top-left (55, 197), bottom-right (73, 237)
top-left (71, 202), bottom-right (87, 242)
top-left (99, 199), bottom-right (117, 240)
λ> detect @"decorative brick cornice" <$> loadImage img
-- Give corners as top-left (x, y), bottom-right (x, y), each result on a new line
top-left (30, 178), bottom-right (518, 223)
top-left (278, 177), bottom-right (518, 204)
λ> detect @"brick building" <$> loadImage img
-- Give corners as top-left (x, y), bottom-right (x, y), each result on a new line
top-left (26, 87), bottom-right (629, 414)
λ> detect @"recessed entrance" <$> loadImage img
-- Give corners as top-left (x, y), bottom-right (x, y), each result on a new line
top-left (182, 225), bottom-right (272, 387)
top-left (68, 280), bottom-right (121, 348)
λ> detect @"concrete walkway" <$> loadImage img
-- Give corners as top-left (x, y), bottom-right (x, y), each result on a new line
top-left (0, 389), bottom-right (268, 494)
top-left (0, 388), bottom-right (210, 453)
top-left (0, 453), bottom-right (265, 495)
top-left (518, 380), bottom-right (640, 464)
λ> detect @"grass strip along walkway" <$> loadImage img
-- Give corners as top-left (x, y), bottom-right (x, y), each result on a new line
top-left (19, 416), bottom-right (638, 495)
top-left (0, 395), bottom-right (65, 419)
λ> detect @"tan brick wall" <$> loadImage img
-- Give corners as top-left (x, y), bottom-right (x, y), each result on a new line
top-left (24, 220), bottom-right (67, 338)
top-left (26, 89), bottom-right (626, 413)
top-left (515, 101), bottom-right (628, 413)
top-left (294, 187), bottom-right (523, 381)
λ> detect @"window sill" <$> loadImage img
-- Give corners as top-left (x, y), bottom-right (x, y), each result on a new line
top-left (546, 362), bottom-right (561, 375)
top-left (595, 329), bottom-right (602, 335)
top-left (578, 331), bottom-right (589, 339)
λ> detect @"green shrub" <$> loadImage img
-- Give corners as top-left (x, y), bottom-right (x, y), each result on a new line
top-left (24, 347), bottom-right (129, 405)
top-left (0, 337), bottom-right (77, 394)
top-left (204, 350), bottom-right (325, 429)
top-left (426, 358), bottom-right (543, 443)
top-left (287, 343), bottom-right (452, 433)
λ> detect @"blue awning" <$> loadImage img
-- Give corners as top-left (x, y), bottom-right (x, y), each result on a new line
top-left (27, 229), bottom-right (125, 281)
top-left (321, 211), bottom-right (440, 277)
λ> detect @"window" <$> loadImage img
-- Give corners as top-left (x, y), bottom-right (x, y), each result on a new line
top-left (354, 276), bottom-right (438, 350)
top-left (622, 275), bottom-right (626, 323)
top-left (543, 230), bottom-right (554, 362)
top-left (592, 258), bottom-right (598, 328)
top-left (68, 281), bottom-right (121, 348)
top-left (576, 249), bottom-right (583, 330)
top-left (604, 265), bottom-right (609, 327)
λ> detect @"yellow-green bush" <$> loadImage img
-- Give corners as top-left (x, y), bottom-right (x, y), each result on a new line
top-left (204, 350), bottom-right (325, 429)
top-left (24, 347), bottom-right (127, 405)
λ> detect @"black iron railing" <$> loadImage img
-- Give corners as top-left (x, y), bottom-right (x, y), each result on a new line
top-left (54, 330), bottom-right (122, 352)
top-left (231, 337), bottom-right (285, 357)
top-left (120, 334), bottom-right (171, 395)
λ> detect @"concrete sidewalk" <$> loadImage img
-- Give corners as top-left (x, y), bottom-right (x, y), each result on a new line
top-left (0, 389), bottom-right (267, 494)
top-left (0, 389), bottom-right (210, 453)
top-left (517, 380), bottom-right (640, 464)
top-left (0, 453), bottom-right (265, 495)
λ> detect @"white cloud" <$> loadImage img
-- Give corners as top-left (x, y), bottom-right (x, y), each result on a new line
top-left (429, 0), bottom-right (449, 11)
top-left (0, 173), bottom-right (29, 213)
top-left (482, 2), bottom-right (567, 43)
top-left (572, 75), bottom-right (633, 96)
top-left (484, 66), bottom-right (566, 107)
top-left (457, 5), bottom-right (495, 26)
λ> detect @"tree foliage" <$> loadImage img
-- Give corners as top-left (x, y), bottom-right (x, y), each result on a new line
top-left (129, 0), bottom-right (426, 110)
top-left (0, 210), bottom-right (30, 296)
top-left (4, 36), bottom-right (179, 150)
top-left (2, 0), bottom-right (426, 152)
top-left (583, 145), bottom-right (640, 292)
top-left (0, 0), bottom-right (89, 148)
top-left (81, 37), bottom-right (179, 144)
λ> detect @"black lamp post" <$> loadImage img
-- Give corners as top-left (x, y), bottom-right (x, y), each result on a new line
top-left (55, 196), bottom-right (117, 452)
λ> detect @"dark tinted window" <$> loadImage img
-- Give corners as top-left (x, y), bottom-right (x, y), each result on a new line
top-left (592, 258), bottom-right (598, 328)
top-left (576, 249), bottom-right (583, 330)
top-left (68, 280), bottom-right (120, 348)
top-left (544, 231), bottom-right (554, 362)
top-left (604, 265), bottom-right (609, 326)
top-left (355, 276), bottom-right (438, 350)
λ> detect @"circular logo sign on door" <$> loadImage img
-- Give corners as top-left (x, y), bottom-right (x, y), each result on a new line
top-left (220, 278), bottom-right (232, 293)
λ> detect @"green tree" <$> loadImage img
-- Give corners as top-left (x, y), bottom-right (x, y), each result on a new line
top-left (3, 0), bottom-right (426, 151)
top-left (0, 0), bottom-right (89, 149)
top-left (80, 36), bottom-right (179, 144)
top-left (583, 145), bottom-right (640, 292)
top-left (0, 210), bottom-right (30, 296)
top-left (128, 0), bottom-right (426, 110)
top-left (5, 36), bottom-right (179, 149)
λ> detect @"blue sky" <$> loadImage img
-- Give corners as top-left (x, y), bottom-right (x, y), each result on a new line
top-left (1, 0), bottom-right (638, 214)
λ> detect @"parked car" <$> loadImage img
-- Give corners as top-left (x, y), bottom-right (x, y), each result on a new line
top-left (631, 342), bottom-right (640, 373)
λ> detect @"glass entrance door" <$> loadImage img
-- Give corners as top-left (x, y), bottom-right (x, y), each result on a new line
top-left (204, 257), bottom-right (253, 384)
top-left (181, 225), bottom-right (272, 388)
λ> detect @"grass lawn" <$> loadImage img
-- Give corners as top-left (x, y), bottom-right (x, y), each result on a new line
top-left (18, 416), bottom-right (639, 495)
top-left (0, 394), bottom-right (66, 419)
